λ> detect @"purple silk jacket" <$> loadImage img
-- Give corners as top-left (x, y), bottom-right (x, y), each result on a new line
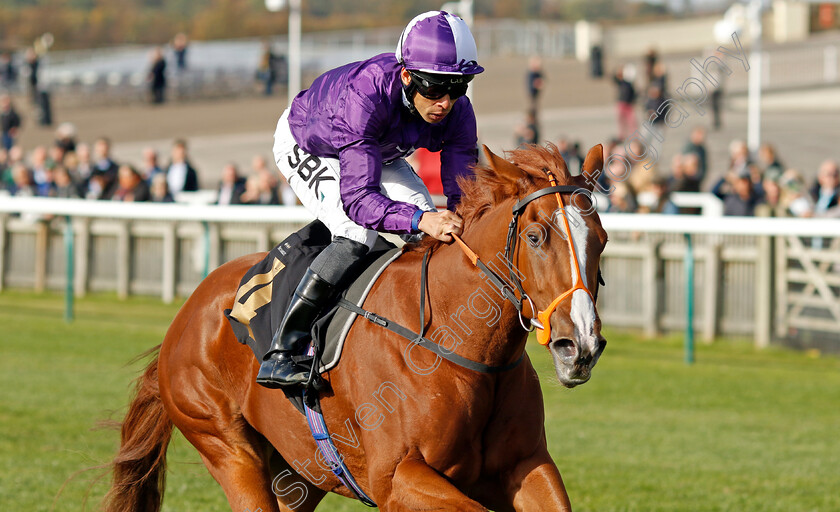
top-left (287, 53), bottom-right (478, 234)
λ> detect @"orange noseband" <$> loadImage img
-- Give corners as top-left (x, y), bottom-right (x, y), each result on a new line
top-left (534, 174), bottom-right (594, 345)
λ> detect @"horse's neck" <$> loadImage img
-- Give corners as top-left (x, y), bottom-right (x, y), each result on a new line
top-left (425, 211), bottom-right (528, 367)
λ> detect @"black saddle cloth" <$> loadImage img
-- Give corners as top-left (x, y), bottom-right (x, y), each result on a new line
top-left (224, 220), bottom-right (398, 375)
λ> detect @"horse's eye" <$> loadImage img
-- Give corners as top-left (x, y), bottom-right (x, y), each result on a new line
top-left (526, 233), bottom-right (540, 247)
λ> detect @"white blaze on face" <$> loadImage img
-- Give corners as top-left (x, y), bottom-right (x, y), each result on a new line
top-left (561, 207), bottom-right (598, 350)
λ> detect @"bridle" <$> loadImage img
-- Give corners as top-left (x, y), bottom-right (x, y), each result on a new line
top-left (452, 170), bottom-right (599, 347)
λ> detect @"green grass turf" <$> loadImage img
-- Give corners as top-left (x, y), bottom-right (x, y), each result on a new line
top-left (0, 290), bottom-right (838, 511)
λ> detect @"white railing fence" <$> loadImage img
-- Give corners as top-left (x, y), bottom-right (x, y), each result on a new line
top-left (0, 197), bottom-right (838, 352)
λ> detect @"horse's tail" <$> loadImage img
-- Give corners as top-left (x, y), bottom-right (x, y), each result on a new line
top-left (103, 345), bottom-right (172, 512)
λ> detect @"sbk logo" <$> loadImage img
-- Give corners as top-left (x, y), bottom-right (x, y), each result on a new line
top-left (288, 145), bottom-right (336, 198)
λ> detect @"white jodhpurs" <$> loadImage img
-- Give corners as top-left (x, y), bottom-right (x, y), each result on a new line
top-left (273, 109), bottom-right (436, 249)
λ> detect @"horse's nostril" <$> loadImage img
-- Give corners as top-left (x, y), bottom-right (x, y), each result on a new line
top-left (553, 338), bottom-right (577, 360)
top-left (597, 338), bottom-right (607, 354)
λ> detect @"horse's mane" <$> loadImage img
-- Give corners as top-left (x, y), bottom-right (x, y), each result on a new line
top-left (408, 143), bottom-right (572, 253)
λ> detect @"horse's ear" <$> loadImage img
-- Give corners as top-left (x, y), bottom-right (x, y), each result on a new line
top-left (482, 145), bottom-right (522, 184)
top-left (580, 144), bottom-right (604, 191)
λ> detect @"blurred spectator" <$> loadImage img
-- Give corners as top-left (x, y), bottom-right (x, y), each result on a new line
top-left (86, 173), bottom-right (110, 200)
top-left (755, 174), bottom-right (785, 217)
top-left (7, 145), bottom-right (24, 167)
top-left (54, 122), bottom-right (77, 153)
top-left (92, 137), bottom-right (119, 197)
top-left (149, 173), bottom-right (175, 203)
top-left (598, 138), bottom-right (623, 192)
top-left (255, 171), bottom-right (280, 205)
top-left (682, 126), bottom-right (707, 182)
top-left (728, 139), bottom-right (751, 175)
top-left (514, 109), bottom-right (539, 147)
top-left (165, 139), bottom-right (199, 195)
top-left (29, 145), bottom-right (53, 195)
top-left (667, 153), bottom-right (702, 214)
top-left (112, 164), bottom-right (150, 202)
top-left (0, 52), bottom-right (16, 89)
top-left (709, 52), bottom-right (726, 131)
top-left (712, 165), bottom-right (760, 216)
top-left (240, 172), bottom-right (279, 205)
top-left (216, 162), bottom-right (246, 205)
top-left (644, 84), bottom-right (666, 140)
top-left (780, 169), bottom-right (814, 218)
top-left (680, 153), bottom-right (703, 192)
top-left (627, 139), bottom-right (657, 196)
top-left (613, 65), bottom-right (637, 139)
top-left (9, 163), bottom-right (36, 197)
top-left (172, 33), bottom-right (189, 72)
top-left (646, 175), bottom-right (679, 214)
top-left (148, 47), bottom-right (167, 104)
top-left (49, 143), bottom-right (66, 170)
top-left (811, 160), bottom-right (840, 216)
top-left (0, 147), bottom-right (10, 189)
top-left (251, 154), bottom-right (278, 202)
top-left (667, 154), bottom-right (686, 190)
top-left (557, 137), bottom-right (580, 174)
top-left (251, 154), bottom-right (274, 180)
top-left (24, 47), bottom-right (39, 104)
top-left (62, 151), bottom-right (80, 183)
top-left (526, 56), bottom-right (544, 110)
top-left (51, 165), bottom-right (82, 198)
top-left (644, 48), bottom-right (658, 87)
top-left (36, 88), bottom-right (52, 127)
top-left (607, 181), bottom-right (638, 213)
top-left (140, 147), bottom-right (163, 182)
top-left (758, 143), bottom-right (784, 180)
top-left (650, 62), bottom-right (667, 94)
top-left (1, 94), bottom-right (22, 151)
top-left (590, 45), bottom-right (603, 78)
top-left (258, 41), bottom-right (279, 96)
top-left (571, 142), bottom-right (584, 172)
top-left (75, 143), bottom-right (94, 184)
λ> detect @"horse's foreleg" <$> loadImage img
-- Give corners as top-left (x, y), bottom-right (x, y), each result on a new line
top-left (506, 454), bottom-right (572, 512)
top-left (383, 458), bottom-right (487, 512)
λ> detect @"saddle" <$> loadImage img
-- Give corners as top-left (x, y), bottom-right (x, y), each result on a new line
top-left (225, 220), bottom-right (399, 390)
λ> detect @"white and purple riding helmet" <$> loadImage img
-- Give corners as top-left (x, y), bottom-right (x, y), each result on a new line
top-left (396, 11), bottom-right (484, 76)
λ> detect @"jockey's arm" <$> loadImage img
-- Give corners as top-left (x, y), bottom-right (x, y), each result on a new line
top-left (339, 141), bottom-right (462, 243)
top-left (339, 140), bottom-right (421, 234)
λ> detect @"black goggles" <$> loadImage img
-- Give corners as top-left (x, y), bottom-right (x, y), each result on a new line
top-left (408, 70), bottom-right (473, 100)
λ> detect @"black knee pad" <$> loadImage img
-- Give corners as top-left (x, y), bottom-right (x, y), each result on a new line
top-left (310, 236), bottom-right (370, 286)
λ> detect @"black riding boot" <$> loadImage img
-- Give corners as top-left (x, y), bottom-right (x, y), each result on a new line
top-left (256, 236), bottom-right (370, 389)
top-left (256, 269), bottom-right (333, 388)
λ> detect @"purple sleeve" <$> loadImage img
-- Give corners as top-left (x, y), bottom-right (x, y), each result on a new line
top-left (339, 140), bottom-right (419, 234)
top-left (440, 98), bottom-right (479, 211)
top-left (334, 85), bottom-right (420, 234)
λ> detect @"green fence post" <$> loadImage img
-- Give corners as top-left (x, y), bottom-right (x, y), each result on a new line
top-left (684, 233), bottom-right (695, 364)
top-left (64, 216), bottom-right (75, 323)
top-left (202, 221), bottom-right (211, 279)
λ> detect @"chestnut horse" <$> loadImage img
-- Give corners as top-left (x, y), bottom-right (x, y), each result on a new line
top-left (104, 144), bottom-right (608, 511)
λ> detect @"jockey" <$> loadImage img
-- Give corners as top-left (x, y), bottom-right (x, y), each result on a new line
top-left (257, 11), bottom-right (484, 388)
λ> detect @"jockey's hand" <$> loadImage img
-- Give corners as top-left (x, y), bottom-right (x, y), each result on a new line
top-left (418, 210), bottom-right (463, 243)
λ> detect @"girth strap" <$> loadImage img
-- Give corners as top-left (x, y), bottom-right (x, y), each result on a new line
top-left (337, 298), bottom-right (525, 374)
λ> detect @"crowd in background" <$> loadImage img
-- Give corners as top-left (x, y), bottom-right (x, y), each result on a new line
top-left (0, 113), bottom-right (297, 207)
top-left (513, 49), bottom-right (840, 220)
top-left (593, 129), bottom-right (840, 219)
